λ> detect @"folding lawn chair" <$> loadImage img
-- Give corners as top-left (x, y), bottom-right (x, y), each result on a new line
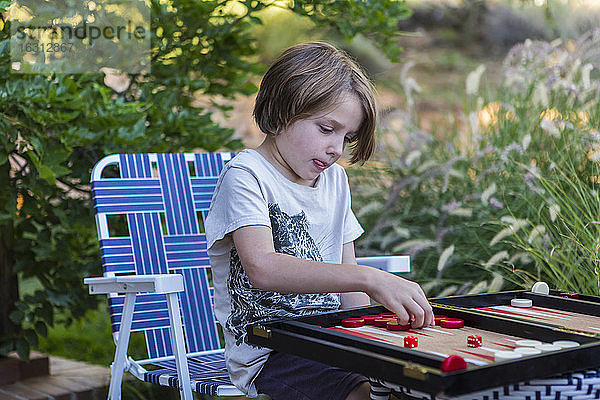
top-left (84, 152), bottom-right (410, 400)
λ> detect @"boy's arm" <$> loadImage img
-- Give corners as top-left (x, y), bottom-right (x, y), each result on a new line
top-left (340, 242), bottom-right (371, 309)
top-left (232, 225), bottom-right (434, 327)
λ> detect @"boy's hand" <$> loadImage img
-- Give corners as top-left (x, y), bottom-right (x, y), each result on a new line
top-left (366, 269), bottom-right (434, 328)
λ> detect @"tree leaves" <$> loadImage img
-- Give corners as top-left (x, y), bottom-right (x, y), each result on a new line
top-left (292, 0), bottom-right (411, 62)
top-left (0, 1), bottom-right (13, 13)
top-left (0, 0), bottom-right (409, 358)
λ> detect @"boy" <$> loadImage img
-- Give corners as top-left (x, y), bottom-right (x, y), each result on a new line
top-left (206, 42), bottom-right (433, 400)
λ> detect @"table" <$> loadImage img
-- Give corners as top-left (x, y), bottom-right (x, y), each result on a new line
top-left (246, 291), bottom-right (600, 399)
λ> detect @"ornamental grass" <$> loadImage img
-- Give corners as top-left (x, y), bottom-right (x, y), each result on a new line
top-left (351, 30), bottom-right (600, 296)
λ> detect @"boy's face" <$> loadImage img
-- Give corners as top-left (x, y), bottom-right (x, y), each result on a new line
top-left (272, 94), bottom-right (364, 186)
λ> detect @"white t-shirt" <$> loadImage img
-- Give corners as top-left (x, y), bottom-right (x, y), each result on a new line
top-left (205, 149), bottom-right (364, 396)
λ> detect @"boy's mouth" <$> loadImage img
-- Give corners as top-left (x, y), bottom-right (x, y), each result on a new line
top-left (312, 159), bottom-right (328, 171)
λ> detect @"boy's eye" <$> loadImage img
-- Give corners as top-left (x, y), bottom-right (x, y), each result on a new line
top-left (319, 125), bottom-right (334, 133)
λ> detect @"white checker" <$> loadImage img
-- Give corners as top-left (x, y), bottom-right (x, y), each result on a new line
top-left (531, 281), bottom-right (550, 295)
top-left (511, 298), bottom-right (533, 308)
top-left (535, 343), bottom-right (562, 352)
top-left (552, 340), bottom-right (580, 349)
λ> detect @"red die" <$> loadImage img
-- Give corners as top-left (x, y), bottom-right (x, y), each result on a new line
top-left (467, 335), bottom-right (482, 348)
top-left (404, 336), bottom-right (418, 348)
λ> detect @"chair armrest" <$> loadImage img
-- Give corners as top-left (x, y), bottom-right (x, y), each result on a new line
top-left (356, 256), bottom-right (410, 273)
top-left (84, 274), bottom-right (184, 294)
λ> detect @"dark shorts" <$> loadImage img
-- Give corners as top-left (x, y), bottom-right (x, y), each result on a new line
top-left (254, 352), bottom-right (368, 400)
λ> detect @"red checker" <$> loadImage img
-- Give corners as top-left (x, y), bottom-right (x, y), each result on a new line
top-left (341, 318), bottom-right (365, 328)
top-left (439, 318), bottom-right (464, 329)
top-left (434, 314), bottom-right (448, 324)
top-left (467, 335), bottom-right (482, 348)
top-left (361, 315), bottom-right (380, 325)
top-left (440, 355), bottom-right (467, 372)
top-left (404, 335), bottom-right (418, 348)
top-left (373, 318), bottom-right (392, 327)
top-left (387, 319), bottom-right (411, 331)
top-left (378, 312), bottom-right (397, 319)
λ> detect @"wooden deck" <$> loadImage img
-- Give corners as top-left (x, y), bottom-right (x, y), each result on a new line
top-left (0, 352), bottom-right (110, 400)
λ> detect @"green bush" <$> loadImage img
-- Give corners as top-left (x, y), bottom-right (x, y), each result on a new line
top-left (36, 304), bottom-right (145, 365)
top-left (0, 0), bottom-right (413, 362)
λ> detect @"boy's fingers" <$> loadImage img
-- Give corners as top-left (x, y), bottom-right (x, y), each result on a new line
top-left (413, 292), bottom-right (434, 326)
top-left (404, 299), bottom-right (425, 328)
top-left (394, 308), bottom-right (411, 325)
top-left (423, 309), bottom-right (434, 327)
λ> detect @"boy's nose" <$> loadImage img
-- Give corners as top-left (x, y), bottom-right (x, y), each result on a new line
top-left (326, 136), bottom-right (344, 158)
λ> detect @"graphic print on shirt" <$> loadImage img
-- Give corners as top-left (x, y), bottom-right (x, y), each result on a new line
top-left (226, 203), bottom-right (341, 344)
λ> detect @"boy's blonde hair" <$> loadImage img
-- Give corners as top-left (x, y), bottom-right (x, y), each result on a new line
top-left (253, 41), bottom-right (376, 164)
